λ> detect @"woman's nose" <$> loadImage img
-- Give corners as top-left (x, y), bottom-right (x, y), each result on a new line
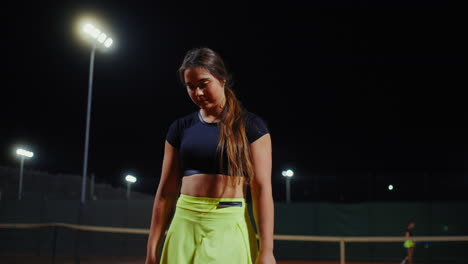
top-left (195, 87), bottom-right (204, 96)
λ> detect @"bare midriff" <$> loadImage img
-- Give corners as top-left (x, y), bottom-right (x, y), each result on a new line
top-left (180, 173), bottom-right (247, 198)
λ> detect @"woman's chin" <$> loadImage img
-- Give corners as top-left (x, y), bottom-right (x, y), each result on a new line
top-left (198, 103), bottom-right (212, 109)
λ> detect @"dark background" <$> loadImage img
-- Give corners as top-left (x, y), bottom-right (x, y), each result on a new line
top-left (2, 1), bottom-right (466, 202)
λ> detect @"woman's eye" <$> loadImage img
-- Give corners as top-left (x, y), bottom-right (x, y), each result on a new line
top-left (186, 81), bottom-right (209, 90)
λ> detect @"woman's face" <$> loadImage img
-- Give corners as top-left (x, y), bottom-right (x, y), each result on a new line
top-left (183, 67), bottom-right (225, 111)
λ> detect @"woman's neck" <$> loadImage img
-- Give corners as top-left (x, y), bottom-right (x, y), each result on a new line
top-left (200, 108), bottom-right (222, 123)
top-left (200, 97), bottom-right (226, 122)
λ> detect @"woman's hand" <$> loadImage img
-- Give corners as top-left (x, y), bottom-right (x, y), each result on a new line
top-left (144, 251), bottom-right (159, 264)
top-left (256, 250), bottom-right (276, 264)
top-left (145, 237), bottom-right (160, 264)
top-left (144, 255), bottom-right (158, 264)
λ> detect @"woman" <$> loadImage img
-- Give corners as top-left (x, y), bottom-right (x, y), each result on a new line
top-left (402, 222), bottom-right (416, 264)
top-left (145, 47), bottom-right (276, 264)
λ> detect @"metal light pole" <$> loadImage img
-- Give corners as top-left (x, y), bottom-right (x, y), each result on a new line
top-left (282, 169), bottom-right (294, 203)
top-left (81, 43), bottom-right (96, 204)
top-left (80, 23), bottom-right (113, 204)
top-left (16, 148), bottom-right (34, 200)
top-left (125, 175), bottom-right (137, 200)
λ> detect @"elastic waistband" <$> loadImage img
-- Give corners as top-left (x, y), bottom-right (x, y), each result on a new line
top-left (176, 194), bottom-right (246, 214)
top-left (179, 194), bottom-right (245, 203)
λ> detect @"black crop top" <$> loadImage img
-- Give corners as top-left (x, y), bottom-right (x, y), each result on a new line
top-left (405, 228), bottom-right (413, 236)
top-left (166, 110), bottom-right (269, 177)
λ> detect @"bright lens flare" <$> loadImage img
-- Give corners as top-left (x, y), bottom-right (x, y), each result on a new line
top-left (282, 169), bottom-right (294, 177)
top-left (90, 28), bottom-right (100, 38)
top-left (80, 20), bottom-right (114, 49)
top-left (97, 33), bottom-right (107, 43)
top-left (16, 149), bottom-right (34, 158)
top-left (83, 23), bottom-right (94, 34)
top-left (125, 175), bottom-right (137, 183)
top-left (104, 38), bottom-right (113, 48)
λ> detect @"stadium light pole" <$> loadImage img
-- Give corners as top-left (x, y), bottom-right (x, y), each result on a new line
top-left (16, 148), bottom-right (34, 200)
top-left (125, 175), bottom-right (137, 200)
top-left (79, 23), bottom-right (113, 204)
top-left (282, 169), bottom-right (294, 203)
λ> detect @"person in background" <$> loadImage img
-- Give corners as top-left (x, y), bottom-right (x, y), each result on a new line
top-left (402, 221), bottom-right (416, 264)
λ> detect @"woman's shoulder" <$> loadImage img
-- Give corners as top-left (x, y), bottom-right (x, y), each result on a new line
top-left (242, 110), bottom-right (267, 123)
top-left (166, 111), bottom-right (199, 147)
top-left (242, 110), bottom-right (270, 142)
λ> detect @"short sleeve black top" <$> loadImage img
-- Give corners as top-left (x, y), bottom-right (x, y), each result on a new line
top-left (166, 110), bottom-right (269, 177)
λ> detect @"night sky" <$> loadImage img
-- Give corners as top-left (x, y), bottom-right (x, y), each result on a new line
top-left (2, 1), bottom-right (466, 202)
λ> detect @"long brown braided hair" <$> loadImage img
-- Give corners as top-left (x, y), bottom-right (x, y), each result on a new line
top-left (178, 47), bottom-right (254, 186)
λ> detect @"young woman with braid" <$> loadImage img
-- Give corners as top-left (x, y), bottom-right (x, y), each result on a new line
top-left (145, 47), bottom-right (276, 264)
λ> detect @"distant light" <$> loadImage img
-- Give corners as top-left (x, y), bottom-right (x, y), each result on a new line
top-left (104, 38), bottom-right (113, 48)
top-left (282, 169), bottom-right (294, 177)
top-left (125, 175), bottom-right (137, 183)
top-left (443, 225), bottom-right (449, 231)
top-left (97, 33), bottom-right (107, 43)
top-left (90, 27), bottom-right (101, 38)
top-left (83, 23), bottom-right (94, 34)
top-left (79, 19), bottom-right (114, 49)
top-left (388, 184), bottom-right (394, 191)
top-left (16, 149), bottom-right (34, 158)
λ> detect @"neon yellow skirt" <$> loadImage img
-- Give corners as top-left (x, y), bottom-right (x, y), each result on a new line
top-left (404, 240), bottom-right (415, 248)
top-left (160, 194), bottom-right (259, 264)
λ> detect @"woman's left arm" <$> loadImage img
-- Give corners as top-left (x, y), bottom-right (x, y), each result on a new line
top-left (250, 133), bottom-right (276, 263)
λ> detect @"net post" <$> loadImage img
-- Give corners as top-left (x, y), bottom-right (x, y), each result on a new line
top-left (340, 239), bottom-right (345, 264)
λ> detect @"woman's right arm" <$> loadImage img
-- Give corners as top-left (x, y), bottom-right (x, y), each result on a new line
top-left (145, 141), bottom-right (181, 264)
